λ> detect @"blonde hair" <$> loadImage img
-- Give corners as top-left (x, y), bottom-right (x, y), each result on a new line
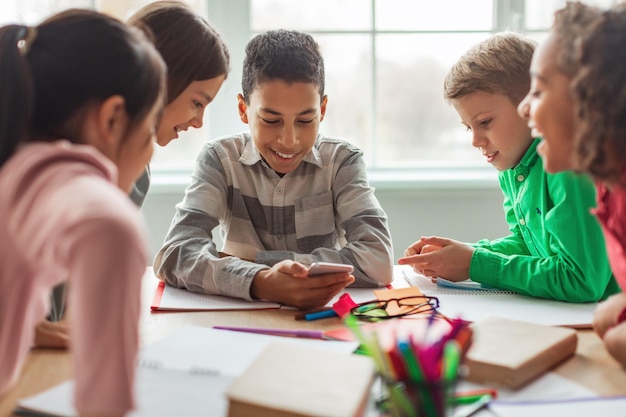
top-left (443, 32), bottom-right (536, 105)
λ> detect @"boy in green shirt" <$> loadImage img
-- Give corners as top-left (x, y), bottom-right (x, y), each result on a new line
top-left (398, 32), bottom-right (618, 302)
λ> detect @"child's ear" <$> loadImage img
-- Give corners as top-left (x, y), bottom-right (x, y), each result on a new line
top-left (237, 94), bottom-right (249, 124)
top-left (97, 95), bottom-right (128, 147)
top-left (320, 95), bottom-right (328, 122)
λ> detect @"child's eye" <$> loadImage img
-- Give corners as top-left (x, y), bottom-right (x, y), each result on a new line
top-left (298, 119), bottom-right (314, 124)
top-left (479, 118), bottom-right (492, 128)
top-left (262, 118), bottom-right (279, 124)
top-left (193, 101), bottom-right (204, 109)
top-left (530, 90), bottom-right (542, 98)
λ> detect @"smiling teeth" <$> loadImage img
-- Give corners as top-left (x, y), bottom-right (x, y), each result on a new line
top-left (276, 151), bottom-right (295, 158)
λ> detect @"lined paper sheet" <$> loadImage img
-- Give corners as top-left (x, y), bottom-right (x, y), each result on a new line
top-left (397, 265), bottom-right (597, 328)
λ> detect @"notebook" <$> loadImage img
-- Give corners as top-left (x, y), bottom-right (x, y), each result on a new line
top-left (151, 281), bottom-right (281, 311)
top-left (397, 266), bottom-right (597, 328)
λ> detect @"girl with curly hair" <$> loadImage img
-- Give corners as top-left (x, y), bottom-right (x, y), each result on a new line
top-left (518, 1), bottom-right (626, 367)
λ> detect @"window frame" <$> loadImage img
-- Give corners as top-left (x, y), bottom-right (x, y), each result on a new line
top-left (4, 0), bottom-right (604, 191)
top-left (186, 0), bottom-right (525, 192)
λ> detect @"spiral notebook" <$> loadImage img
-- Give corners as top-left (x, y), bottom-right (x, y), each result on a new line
top-left (397, 266), bottom-right (596, 328)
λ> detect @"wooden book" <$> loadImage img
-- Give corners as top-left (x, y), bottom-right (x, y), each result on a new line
top-left (464, 316), bottom-right (578, 389)
top-left (226, 342), bottom-right (376, 417)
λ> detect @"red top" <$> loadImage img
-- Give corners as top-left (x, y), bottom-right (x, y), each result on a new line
top-left (593, 172), bottom-right (626, 292)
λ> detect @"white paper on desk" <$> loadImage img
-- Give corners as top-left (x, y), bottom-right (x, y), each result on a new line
top-left (139, 325), bottom-right (359, 374)
top-left (458, 372), bottom-right (595, 402)
top-left (396, 265), bottom-right (597, 327)
top-left (16, 325), bottom-right (358, 417)
top-left (155, 279), bottom-right (377, 311)
top-left (153, 281), bottom-right (281, 311)
top-left (16, 367), bottom-right (233, 417)
top-left (455, 372), bottom-right (596, 417)
top-left (488, 395), bottom-right (626, 416)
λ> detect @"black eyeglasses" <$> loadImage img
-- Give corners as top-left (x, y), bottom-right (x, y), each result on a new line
top-left (350, 296), bottom-right (440, 321)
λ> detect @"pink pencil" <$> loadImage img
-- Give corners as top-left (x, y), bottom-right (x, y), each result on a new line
top-left (213, 325), bottom-right (326, 340)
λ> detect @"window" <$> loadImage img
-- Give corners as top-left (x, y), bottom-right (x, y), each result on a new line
top-left (0, 0), bottom-right (211, 170)
top-left (243, 0), bottom-right (617, 171)
top-left (1, 0), bottom-right (619, 175)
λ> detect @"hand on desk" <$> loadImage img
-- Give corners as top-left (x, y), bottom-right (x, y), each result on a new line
top-left (398, 236), bottom-right (474, 281)
top-left (593, 292), bottom-right (626, 367)
top-left (33, 316), bottom-right (70, 349)
top-left (251, 259), bottom-right (354, 310)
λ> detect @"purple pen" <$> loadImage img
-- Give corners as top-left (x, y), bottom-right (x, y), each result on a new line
top-left (213, 325), bottom-right (326, 340)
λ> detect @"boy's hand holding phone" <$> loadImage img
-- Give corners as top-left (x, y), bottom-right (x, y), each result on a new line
top-left (251, 260), bottom-right (354, 309)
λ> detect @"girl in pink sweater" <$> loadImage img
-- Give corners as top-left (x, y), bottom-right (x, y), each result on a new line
top-left (0, 9), bottom-right (165, 417)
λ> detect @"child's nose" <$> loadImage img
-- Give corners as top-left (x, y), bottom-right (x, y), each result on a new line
top-left (190, 109), bottom-right (205, 129)
top-left (471, 130), bottom-right (487, 148)
top-left (278, 124), bottom-right (297, 146)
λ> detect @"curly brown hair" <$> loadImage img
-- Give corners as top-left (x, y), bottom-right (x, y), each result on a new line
top-left (551, 2), bottom-right (602, 78)
top-left (571, 3), bottom-right (626, 185)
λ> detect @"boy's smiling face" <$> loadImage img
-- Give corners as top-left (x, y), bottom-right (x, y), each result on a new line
top-left (452, 92), bottom-right (533, 171)
top-left (238, 80), bottom-right (327, 174)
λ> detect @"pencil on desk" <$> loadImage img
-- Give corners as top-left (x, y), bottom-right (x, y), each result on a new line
top-left (213, 325), bottom-right (325, 340)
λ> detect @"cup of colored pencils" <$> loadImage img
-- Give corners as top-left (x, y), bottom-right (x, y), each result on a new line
top-left (345, 314), bottom-right (473, 417)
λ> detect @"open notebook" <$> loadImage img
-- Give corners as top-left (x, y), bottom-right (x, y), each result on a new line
top-left (149, 267), bottom-right (380, 312)
top-left (151, 281), bottom-right (281, 311)
top-left (396, 265), bottom-right (597, 328)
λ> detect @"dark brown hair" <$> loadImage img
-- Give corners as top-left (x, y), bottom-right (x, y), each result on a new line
top-left (0, 9), bottom-right (166, 167)
top-left (551, 1), bottom-right (602, 78)
top-left (443, 32), bottom-right (535, 106)
top-left (570, 3), bottom-right (626, 184)
top-left (128, 0), bottom-right (230, 104)
top-left (241, 29), bottom-right (325, 103)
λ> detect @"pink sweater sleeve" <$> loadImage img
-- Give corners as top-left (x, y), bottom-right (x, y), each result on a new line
top-left (65, 207), bottom-right (147, 416)
top-left (0, 143), bottom-right (148, 415)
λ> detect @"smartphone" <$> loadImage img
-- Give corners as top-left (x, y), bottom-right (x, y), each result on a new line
top-left (307, 262), bottom-right (354, 276)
